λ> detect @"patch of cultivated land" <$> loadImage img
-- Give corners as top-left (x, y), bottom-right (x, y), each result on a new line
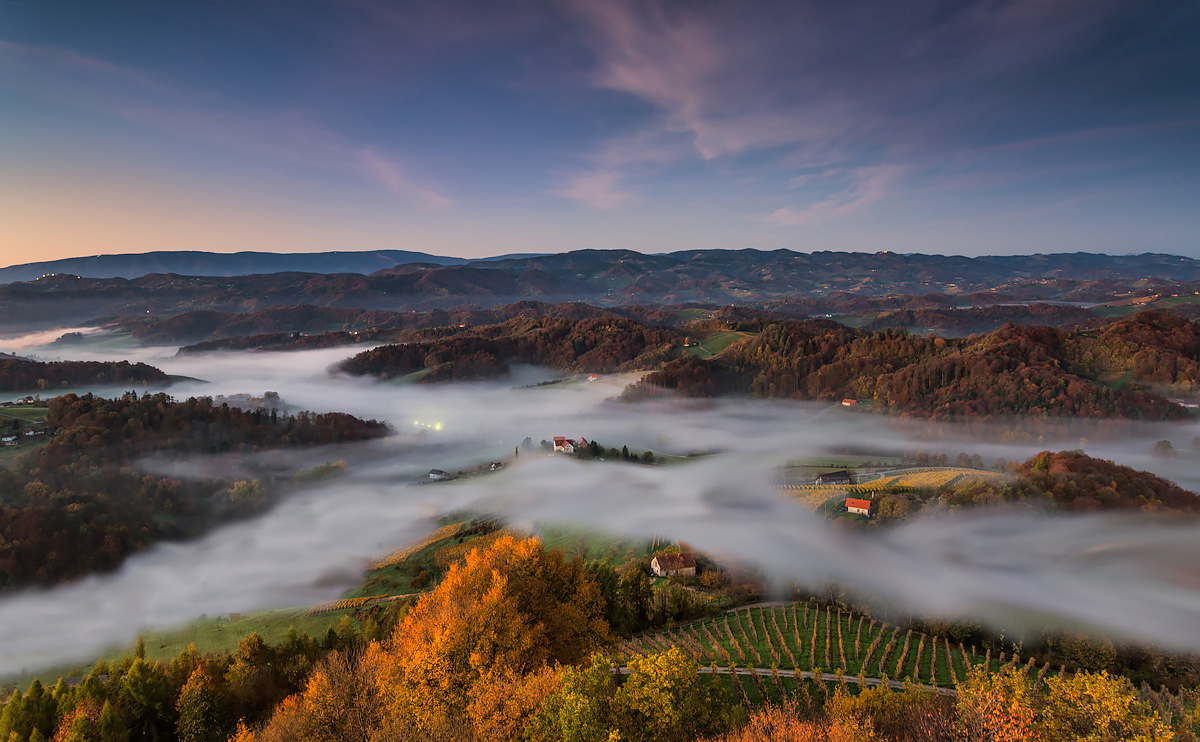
top-left (779, 467), bottom-right (1011, 510)
top-left (0, 406), bottom-right (49, 423)
top-left (684, 331), bottom-right (754, 359)
top-left (618, 602), bottom-right (1017, 689)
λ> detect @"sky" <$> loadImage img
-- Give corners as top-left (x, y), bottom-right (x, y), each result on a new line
top-left (1, 0), bottom-right (1199, 265)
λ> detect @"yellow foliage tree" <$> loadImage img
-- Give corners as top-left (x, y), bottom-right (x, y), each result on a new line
top-left (534, 648), bottom-right (731, 742)
top-left (1038, 671), bottom-right (1172, 742)
top-left (375, 535), bottom-right (609, 730)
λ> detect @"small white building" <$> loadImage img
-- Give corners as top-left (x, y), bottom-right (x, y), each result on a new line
top-left (428, 469), bottom-right (451, 481)
top-left (1, 436), bottom-right (16, 446)
top-left (845, 498), bottom-right (873, 517)
top-left (650, 552), bottom-right (696, 578)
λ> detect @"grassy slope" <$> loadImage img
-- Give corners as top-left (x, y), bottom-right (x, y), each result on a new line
top-left (0, 407), bottom-right (48, 468)
top-left (684, 331), bottom-right (753, 359)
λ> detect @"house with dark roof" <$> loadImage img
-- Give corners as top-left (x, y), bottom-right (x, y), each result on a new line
top-left (816, 469), bottom-right (853, 485)
top-left (651, 552), bottom-right (696, 578)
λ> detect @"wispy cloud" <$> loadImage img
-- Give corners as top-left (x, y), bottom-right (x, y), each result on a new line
top-left (555, 0), bottom-right (1168, 219)
top-left (0, 40), bottom-right (451, 209)
top-left (556, 170), bottom-right (634, 210)
top-left (766, 165), bottom-right (909, 226)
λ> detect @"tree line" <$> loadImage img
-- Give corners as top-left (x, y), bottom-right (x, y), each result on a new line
top-left (0, 359), bottom-right (168, 393)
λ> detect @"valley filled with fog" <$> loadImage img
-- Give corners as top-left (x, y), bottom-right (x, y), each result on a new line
top-left (0, 330), bottom-right (1199, 676)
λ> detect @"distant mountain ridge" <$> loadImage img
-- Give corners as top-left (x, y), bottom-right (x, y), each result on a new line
top-left (2, 248), bottom-right (1199, 333)
top-left (4, 248), bottom-right (1199, 286)
top-left (0, 249), bottom-right (545, 283)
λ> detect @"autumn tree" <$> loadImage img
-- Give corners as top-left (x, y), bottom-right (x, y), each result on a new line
top-left (467, 666), bottom-right (564, 742)
top-left (376, 535), bottom-right (609, 729)
top-left (1038, 671), bottom-right (1172, 742)
top-left (176, 666), bottom-right (233, 742)
top-left (956, 664), bottom-right (1039, 742)
top-left (535, 648), bottom-right (732, 742)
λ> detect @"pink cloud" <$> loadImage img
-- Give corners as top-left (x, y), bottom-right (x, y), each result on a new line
top-left (0, 40), bottom-right (451, 210)
top-left (572, 2), bottom-right (845, 162)
top-left (556, 170), bottom-right (634, 210)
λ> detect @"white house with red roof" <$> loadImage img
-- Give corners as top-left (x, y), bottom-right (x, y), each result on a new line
top-left (845, 497), bottom-right (873, 516)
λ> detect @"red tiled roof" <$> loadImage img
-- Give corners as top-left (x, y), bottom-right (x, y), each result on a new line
top-left (845, 498), bottom-right (873, 510)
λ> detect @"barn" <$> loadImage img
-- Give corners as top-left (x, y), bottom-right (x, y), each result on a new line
top-left (816, 469), bottom-right (853, 485)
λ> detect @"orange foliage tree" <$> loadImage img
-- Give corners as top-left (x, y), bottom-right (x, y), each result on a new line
top-left (375, 534), bottom-right (609, 728)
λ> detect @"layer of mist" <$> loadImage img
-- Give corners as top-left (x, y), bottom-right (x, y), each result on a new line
top-left (0, 332), bottom-right (1198, 675)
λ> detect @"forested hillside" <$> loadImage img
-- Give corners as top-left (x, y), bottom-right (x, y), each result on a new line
top-left (714, 312), bottom-right (1198, 419)
top-left (0, 393), bottom-right (389, 589)
top-left (0, 358), bottom-right (168, 393)
top-left (338, 317), bottom-right (680, 381)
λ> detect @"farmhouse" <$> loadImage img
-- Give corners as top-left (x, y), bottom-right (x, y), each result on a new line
top-left (428, 469), bottom-right (451, 481)
top-left (815, 469), bottom-right (853, 485)
top-left (651, 552), bottom-right (696, 578)
top-left (553, 436), bottom-right (588, 453)
top-left (845, 497), bottom-right (873, 517)
top-left (841, 399), bottom-right (859, 407)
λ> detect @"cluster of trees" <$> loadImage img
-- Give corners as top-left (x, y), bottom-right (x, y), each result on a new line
top-left (339, 317), bottom-right (679, 381)
top-left (715, 314), bottom-right (1197, 419)
top-left (620, 357), bottom-right (720, 400)
top-left (0, 393), bottom-right (389, 589)
top-left (0, 624), bottom-right (364, 742)
top-left (711, 665), bottom-right (1178, 742)
top-left (862, 303), bottom-right (1096, 335)
top-left (0, 359), bottom-right (168, 393)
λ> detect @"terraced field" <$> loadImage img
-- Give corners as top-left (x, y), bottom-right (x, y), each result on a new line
top-left (615, 603), bottom-right (1033, 689)
top-left (778, 467), bottom-right (1011, 510)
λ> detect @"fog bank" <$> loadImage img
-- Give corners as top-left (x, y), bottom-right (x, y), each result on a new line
top-left (0, 339), bottom-right (1198, 674)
